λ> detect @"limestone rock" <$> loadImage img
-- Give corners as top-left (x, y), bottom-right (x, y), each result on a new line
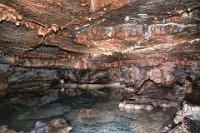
top-left (30, 119), bottom-right (72, 133)
top-left (174, 102), bottom-right (200, 124)
top-left (0, 0), bottom-right (199, 68)
top-left (89, 0), bottom-right (130, 12)
top-left (119, 101), bottom-right (154, 112)
top-left (165, 102), bottom-right (200, 133)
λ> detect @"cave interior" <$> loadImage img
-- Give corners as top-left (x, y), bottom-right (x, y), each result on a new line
top-left (0, 0), bottom-right (200, 133)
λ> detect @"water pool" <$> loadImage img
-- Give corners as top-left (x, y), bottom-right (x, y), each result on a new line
top-left (0, 96), bottom-right (176, 133)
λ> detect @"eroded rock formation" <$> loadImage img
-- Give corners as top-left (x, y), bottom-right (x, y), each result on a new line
top-left (0, 0), bottom-right (199, 68)
top-left (0, 0), bottom-right (200, 133)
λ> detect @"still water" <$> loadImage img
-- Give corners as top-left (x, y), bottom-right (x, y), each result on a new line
top-left (0, 95), bottom-right (175, 133)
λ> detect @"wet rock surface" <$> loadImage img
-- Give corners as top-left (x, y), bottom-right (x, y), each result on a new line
top-left (0, 0), bottom-right (200, 133)
top-left (167, 102), bottom-right (200, 133)
top-left (119, 77), bottom-right (193, 112)
top-left (30, 119), bottom-right (72, 133)
top-left (161, 77), bottom-right (200, 133)
top-left (0, 118), bottom-right (72, 133)
top-left (1, 59), bottom-right (200, 105)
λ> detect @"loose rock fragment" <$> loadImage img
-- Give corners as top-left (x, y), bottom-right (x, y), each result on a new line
top-left (30, 119), bottom-right (72, 133)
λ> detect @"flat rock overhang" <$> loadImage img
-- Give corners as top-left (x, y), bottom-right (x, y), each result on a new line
top-left (0, 0), bottom-right (199, 69)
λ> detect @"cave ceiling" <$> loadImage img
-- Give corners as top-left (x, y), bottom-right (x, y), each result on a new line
top-left (0, 0), bottom-right (200, 69)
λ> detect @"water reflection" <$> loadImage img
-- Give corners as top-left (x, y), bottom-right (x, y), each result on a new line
top-left (0, 95), bottom-right (176, 133)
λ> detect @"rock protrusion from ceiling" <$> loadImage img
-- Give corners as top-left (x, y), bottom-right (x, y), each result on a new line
top-left (0, 0), bottom-right (88, 39)
top-left (0, 0), bottom-right (133, 39)
top-left (0, 3), bottom-right (22, 25)
top-left (73, 2), bottom-right (200, 57)
top-left (89, 0), bottom-right (130, 12)
top-left (0, 3), bottom-right (59, 37)
top-left (0, 0), bottom-right (199, 69)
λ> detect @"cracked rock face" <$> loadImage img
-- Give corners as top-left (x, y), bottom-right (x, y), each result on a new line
top-left (0, 0), bottom-right (196, 97)
top-left (0, 0), bottom-right (199, 69)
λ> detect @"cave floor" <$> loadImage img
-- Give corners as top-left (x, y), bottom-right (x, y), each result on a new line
top-left (0, 95), bottom-right (176, 133)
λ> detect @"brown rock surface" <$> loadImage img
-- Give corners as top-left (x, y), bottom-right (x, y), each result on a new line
top-left (0, 2), bottom-right (200, 133)
top-left (0, 0), bottom-right (200, 130)
top-left (0, 0), bottom-right (199, 69)
top-left (89, 0), bottom-right (130, 12)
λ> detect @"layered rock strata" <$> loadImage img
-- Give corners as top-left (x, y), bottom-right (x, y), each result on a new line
top-left (0, 0), bottom-right (199, 68)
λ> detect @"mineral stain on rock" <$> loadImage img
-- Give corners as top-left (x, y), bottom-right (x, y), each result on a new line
top-left (89, 0), bottom-right (130, 12)
top-left (0, 0), bottom-right (200, 132)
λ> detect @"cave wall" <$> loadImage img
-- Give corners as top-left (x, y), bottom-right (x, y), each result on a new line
top-left (0, 0), bottom-right (199, 68)
top-left (0, 0), bottom-right (200, 105)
